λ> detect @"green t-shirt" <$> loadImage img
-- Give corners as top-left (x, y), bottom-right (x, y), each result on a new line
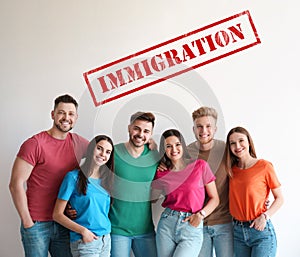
top-left (109, 143), bottom-right (159, 236)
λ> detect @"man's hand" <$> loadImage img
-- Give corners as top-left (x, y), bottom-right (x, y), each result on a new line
top-left (148, 138), bottom-right (158, 151)
top-left (157, 162), bottom-right (167, 171)
top-left (64, 203), bottom-right (77, 220)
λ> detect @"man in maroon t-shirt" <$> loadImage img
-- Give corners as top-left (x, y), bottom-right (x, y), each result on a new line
top-left (9, 94), bottom-right (88, 257)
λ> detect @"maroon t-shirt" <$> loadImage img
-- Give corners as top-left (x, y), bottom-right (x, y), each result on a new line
top-left (17, 131), bottom-right (88, 221)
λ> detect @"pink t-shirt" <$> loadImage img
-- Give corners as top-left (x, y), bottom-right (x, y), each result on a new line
top-left (17, 131), bottom-right (88, 221)
top-left (152, 159), bottom-right (215, 213)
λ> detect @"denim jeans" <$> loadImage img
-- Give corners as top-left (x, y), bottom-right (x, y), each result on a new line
top-left (156, 208), bottom-right (203, 257)
top-left (20, 221), bottom-right (72, 257)
top-left (111, 232), bottom-right (157, 257)
top-left (199, 222), bottom-right (233, 257)
top-left (233, 220), bottom-right (277, 257)
top-left (70, 234), bottom-right (110, 257)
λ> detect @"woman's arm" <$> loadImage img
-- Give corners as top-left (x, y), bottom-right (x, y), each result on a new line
top-left (53, 199), bottom-right (97, 243)
top-left (184, 181), bottom-right (219, 226)
top-left (264, 187), bottom-right (284, 217)
top-left (250, 187), bottom-right (284, 231)
top-left (201, 181), bottom-right (220, 216)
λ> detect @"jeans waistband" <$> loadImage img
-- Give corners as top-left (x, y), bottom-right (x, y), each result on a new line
top-left (163, 208), bottom-right (192, 218)
top-left (233, 218), bottom-right (254, 226)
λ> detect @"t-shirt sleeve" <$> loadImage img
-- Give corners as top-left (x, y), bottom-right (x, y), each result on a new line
top-left (17, 137), bottom-right (40, 166)
top-left (57, 171), bottom-right (77, 201)
top-left (71, 134), bottom-right (89, 160)
top-left (202, 160), bottom-right (216, 185)
top-left (151, 170), bottom-right (166, 190)
top-left (265, 161), bottom-right (281, 189)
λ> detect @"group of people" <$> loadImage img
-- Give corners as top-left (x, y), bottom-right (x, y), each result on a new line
top-left (9, 94), bottom-right (284, 257)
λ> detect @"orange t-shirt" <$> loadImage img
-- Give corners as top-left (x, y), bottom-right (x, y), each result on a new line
top-left (229, 159), bottom-right (281, 221)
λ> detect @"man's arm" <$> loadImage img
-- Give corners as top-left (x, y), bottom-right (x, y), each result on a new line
top-left (150, 188), bottom-right (163, 203)
top-left (9, 157), bottom-right (34, 228)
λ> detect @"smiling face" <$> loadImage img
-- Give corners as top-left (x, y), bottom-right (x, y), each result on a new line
top-left (229, 132), bottom-right (251, 159)
top-left (51, 102), bottom-right (78, 133)
top-left (164, 135), bottom-right (183, 164)
top-left (193, 115), bottom-right (217, 147)
top-left (128, 119), bottom-right (153, 148)
top-left (92, 139), bottom-right (113, 167)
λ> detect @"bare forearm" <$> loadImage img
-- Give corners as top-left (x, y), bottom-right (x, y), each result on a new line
top-left (9, 183), bottom-right (33, 226)
top-left (202, 181), bottom-right (219, 216)
top-left (53, 204), bottom-right (86, 234)
top-left (265, 196), bottom-right (284, 217)
top-left (53, 209), bottom-right (86, 235)
top-left (201, 197), bottom-right (219, 217)
top-left (265, 187), bottom-right (284, 218)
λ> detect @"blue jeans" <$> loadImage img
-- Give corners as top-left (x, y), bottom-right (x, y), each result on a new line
top-left (20, 221), bottom-right (72, 257)
top-left (156, 208), bottom-right (203, 257)
top-left (111, 232), bottom-right (157, 257)
top-left (199, 222), bottom-right (233, 257)
top-left (70, 234), bottom-right (110, 257)
top-left (233, 220), bottom-right (277, 257)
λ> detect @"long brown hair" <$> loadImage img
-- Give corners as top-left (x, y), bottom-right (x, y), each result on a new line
top-left (225, 126), bottom-right (257, 177)
top-left (77, 135), bottom-right (114, 195)
top-left (159, 129), bottom-right (191, 169)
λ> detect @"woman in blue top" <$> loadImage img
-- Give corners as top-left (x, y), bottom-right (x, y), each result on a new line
top-left (53, 135), bottom-right (114, 257)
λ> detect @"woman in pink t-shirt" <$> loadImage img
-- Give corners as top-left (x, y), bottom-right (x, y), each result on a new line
top-left (151, 129), bottom-right (219, 257)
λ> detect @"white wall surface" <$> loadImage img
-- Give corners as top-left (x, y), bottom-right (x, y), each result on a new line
top-left (1, 1), bottom-right (299, 256)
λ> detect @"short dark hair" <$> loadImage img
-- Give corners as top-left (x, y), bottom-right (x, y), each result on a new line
top-left (54, 94), bottom-right (78, 110)
top-left (130, 111), bottom-right (155, 127)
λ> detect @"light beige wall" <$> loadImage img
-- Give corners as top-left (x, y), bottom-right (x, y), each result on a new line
top-left (1, 1), bottom-right (298, 256)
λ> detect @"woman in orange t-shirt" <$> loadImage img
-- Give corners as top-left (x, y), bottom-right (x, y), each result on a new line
top-left (225, 126), bottom-right (284, 257)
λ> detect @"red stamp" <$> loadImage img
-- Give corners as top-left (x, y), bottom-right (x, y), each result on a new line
top-left (83, 10), bottom-right (260, 107)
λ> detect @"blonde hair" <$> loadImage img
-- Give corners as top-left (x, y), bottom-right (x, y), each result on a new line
top-left (192, 107), bottom-right (218, 121)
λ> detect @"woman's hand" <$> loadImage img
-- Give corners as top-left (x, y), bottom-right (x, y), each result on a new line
top-left (81, 228), bottom-right (98, 243)
top-left (183, 213), bottom-right (203, 227)
top-left (250, 214), bottom-right (267, 231)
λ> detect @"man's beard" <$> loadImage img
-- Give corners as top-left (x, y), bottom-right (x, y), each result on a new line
top-left (199, 136), bottom-right (213, 146)
top-left (55, 122), bottom-right (73, 133)
top-left (129, 136), bottom-right (146, 148)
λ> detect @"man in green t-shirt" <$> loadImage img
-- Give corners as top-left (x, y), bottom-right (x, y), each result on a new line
top-left (109, 111), bottom-right (159, 257)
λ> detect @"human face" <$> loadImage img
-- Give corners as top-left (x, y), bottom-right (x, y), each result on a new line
top-left (193, 116), bottom-right (217, 147)
top-left (128, 120), bottom-right (153, 148)
top-left (165, 136), bottom-right (183, 163)
top-left (229, 132), bottom-right (250, 159)
top-left (92, 140), bottom-right (113, 167)
top-left (51, 102), bottom-right (78, 133)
